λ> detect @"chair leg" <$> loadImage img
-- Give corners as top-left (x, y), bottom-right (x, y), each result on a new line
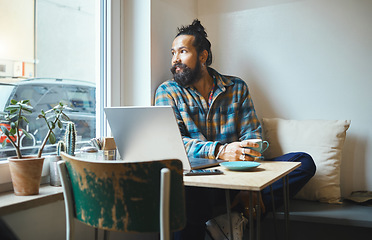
top-left (160, 168), bottom-right (171, 240)
top-left (95, 228), bottom-right (98, 240)
top-left (103, 230), bottom-right (110, 240)
top-left (58, 162), bottom-right (75, 240)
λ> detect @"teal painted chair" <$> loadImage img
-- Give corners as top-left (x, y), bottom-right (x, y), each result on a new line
top-left (58, 152), bottom-right (186, 240)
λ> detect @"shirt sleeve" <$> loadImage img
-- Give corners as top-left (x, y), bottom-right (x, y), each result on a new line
top-left (238, 83), bottom-right (263, 140)
top-left (155, 84), bottom-right (219, 159)
top-left (183, 137), bottom-right (220, 159)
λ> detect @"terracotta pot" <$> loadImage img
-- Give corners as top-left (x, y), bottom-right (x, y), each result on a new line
top-left (8, 156), bottom-right (45, 196)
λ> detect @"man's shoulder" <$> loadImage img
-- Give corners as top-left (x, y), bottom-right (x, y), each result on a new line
top-left (211, 68), bottom-right (247, 87)
top-left (156, 79), bottom-right (179, 91)
top-left (222, 75), bottom-right (245, 84)
top-left (160, 78), bottom-right (183, 87)
top-left (219, 74), bottom-right (248, 90)
top-left (155, 79), bottom-right (186, 97)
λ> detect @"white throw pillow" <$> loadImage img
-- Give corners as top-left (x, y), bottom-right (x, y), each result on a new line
top-left (262, 118), bottom-right (351, 203)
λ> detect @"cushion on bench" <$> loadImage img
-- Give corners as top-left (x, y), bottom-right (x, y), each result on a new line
top-left (262, 118), bottom-right (351, 203)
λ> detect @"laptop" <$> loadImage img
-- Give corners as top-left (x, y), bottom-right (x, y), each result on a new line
top-left (104, 106), bottom-right (223, 172)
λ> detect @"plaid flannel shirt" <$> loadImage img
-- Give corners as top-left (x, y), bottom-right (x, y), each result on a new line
top-left (155, 68), bottom-right (262, 159)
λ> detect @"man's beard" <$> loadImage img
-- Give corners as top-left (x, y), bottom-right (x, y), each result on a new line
top-left (170, 61), bottom-right (202, 87)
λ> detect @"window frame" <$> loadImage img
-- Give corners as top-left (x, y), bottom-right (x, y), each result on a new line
top-left (101, 0), bottom-right (123, 137)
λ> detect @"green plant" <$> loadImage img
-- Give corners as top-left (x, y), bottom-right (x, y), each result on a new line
top-left (57, 140), bottom-right (65, 156)
top-left (0, 100), bottom-right (33, 159)
top-left (56, 122), bottom-right (77, 156)
top-left (0, 99), bottom-right (71, 159)
top-left (64, 121), bottom-right (77, 156)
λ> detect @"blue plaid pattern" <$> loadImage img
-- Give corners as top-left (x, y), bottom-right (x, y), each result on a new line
top-left (155, 68), bottom-right (262, 159)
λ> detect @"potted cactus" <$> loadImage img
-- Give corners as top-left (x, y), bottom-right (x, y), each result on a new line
top-left (0, 99), bottom-right (72, 195)
top-left (64, 121), bottom-right (77, 156)
top-left (48, 122), bottom-right (77, 186)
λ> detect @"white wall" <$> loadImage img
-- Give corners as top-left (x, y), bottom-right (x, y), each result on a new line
top-left (197, 0), bottom-right (372, 196)
top-left (121, 0), bottom-right (152, 106)
top-left (120, 0), bottom-right (197, 105)
top-left (150, 0), bottom-right (198, 104)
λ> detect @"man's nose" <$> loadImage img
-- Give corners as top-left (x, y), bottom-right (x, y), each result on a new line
top-left (172, 54), bottom-right (181, 64)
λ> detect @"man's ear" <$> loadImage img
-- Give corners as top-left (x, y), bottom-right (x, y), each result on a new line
top-left (199, 50), bottom-right (208, 64)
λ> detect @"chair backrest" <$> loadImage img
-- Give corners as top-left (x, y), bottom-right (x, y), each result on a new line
top-left (58, 152), bottom-right (186, 236)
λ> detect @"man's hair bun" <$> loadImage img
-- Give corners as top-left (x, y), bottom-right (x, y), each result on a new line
top-left (189, 19), bottom-right (208, 38)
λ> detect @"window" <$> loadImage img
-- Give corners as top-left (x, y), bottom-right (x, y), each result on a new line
top-left (0, 0), bottom-right (99, 159)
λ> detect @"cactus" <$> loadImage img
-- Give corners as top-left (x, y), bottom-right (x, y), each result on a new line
top-left (65, 121), bottom-right (77, 156)
top-left (56, 141), bottom-right (65, 156)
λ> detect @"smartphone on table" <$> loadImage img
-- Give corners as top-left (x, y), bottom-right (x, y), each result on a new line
top-left (184, 169), bottom-right (223, 176)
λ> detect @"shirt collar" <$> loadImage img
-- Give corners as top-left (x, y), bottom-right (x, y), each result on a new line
top-left (208, 67), bottom-right (234, 91)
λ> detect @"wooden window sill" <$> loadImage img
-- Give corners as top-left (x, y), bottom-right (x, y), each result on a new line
top-left (0, 184), bottom-right (63, 216)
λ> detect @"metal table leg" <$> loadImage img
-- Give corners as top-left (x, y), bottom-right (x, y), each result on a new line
top-left (256, 192), bottom-right (261, 240)
top-left (270, 185), bottom-right (278, 240)
top-left (249, 191), bottom-right (254, 240)
top-left (225, 189), bottom-right (234, 240)
top-left (283, 176), bottom-right (290, 240)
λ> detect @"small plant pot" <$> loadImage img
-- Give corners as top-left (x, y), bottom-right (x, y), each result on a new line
top-left (8, 156), bottom-right (45, 196)
top-left (46, 155), bottom-right (62, 186)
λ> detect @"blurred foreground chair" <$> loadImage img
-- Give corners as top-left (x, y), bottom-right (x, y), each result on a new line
top-left (58, 152), bottom-right (186, 240)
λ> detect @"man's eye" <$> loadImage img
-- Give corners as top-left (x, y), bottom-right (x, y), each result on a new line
top-left (181, 50), bottom-right (187, 53)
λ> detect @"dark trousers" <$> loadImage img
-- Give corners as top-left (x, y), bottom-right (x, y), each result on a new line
top-left (174, 152), bottom-right (316, 240)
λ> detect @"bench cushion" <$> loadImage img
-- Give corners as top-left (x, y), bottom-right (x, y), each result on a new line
top-left (262, 118), bottom-right (350, 203)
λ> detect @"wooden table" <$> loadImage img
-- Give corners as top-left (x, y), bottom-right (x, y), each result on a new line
top-left (184, 160), bottom-right (301, 240)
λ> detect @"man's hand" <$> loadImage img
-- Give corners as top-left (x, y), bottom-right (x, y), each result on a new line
top-left (217, 140), bottom-right (261, 161)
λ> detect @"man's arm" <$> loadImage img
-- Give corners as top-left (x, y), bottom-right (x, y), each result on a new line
top-left (155, 83), bottom-right (219, 159)
top-left (238, 83), bottom-right (262, 141)
top-left (217, 81), bottom-right (263, 161)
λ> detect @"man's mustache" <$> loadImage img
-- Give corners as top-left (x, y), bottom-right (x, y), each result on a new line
top-left (171, 63), bottom-right (189, 73)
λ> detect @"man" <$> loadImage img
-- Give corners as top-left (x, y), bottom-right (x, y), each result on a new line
top-left (155, 19), bottom-right (316, 239)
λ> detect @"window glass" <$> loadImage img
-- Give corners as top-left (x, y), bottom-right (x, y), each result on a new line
top-left (0, 85), bottom-right (15, 111)
top-left (0, 0), bottom-right (98, 160)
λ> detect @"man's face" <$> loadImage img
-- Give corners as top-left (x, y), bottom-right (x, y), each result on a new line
top-left (170, 35), bottom-right (202, 86)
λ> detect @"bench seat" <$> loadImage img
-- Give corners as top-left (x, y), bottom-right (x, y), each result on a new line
top-left (260, 199), bottom-right (372, 240)
top-left (273, 199), bottom-right (372, 228)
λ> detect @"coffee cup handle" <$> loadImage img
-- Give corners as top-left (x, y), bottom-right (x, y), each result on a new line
top-left (261, 141), bottom-right (269, 153)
